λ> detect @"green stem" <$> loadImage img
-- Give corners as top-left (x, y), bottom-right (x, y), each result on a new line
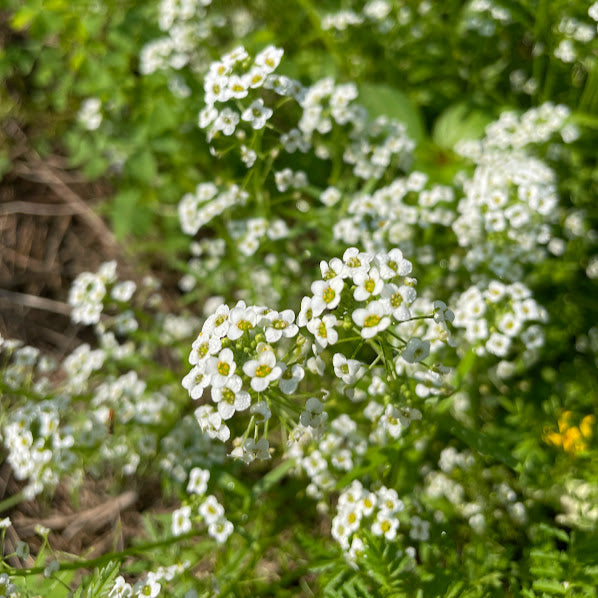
top-left (6, 529), bottom-right (201, 577)
top-left (0, 492), bottom-right (24, 514)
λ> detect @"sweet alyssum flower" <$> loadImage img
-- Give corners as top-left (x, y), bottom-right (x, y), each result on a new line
top-left (242, 348), bottom-right (283, 392)
top-left (352, 300), bottom-right (391, 339)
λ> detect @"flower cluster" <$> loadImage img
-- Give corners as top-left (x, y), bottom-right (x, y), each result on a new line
top-left (332, 172), bottom-right (455, 254)
top-left (171, 467), bottom-right (233, 544)
top-left (1, 397), bottom-right (75, 499)
top-left (199, 45), bottom-right (285, 141)
top-left (183, 247), bottom-right (454, 462)
top-left (68, 260), bottom-right (137, 325)
top-left (424, 448), bottom-right (528, 536)
top-left (108, 561), bottom-right (189, 598)
top-left (452, 280), bottom-right (547, 367)
top-left (139, 0), bottom-right (216, 75)
top-left (452, 104), bottom-right (576, 278)
top-left (543, 411), bottom-right (595, 456)
top-left (331, 481), bottom-right (405, 558)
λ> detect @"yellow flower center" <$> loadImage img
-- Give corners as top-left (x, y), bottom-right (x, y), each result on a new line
top-left (391, 292), bottom-right (403, 308)
top-left (364, 314), bottom-right (381, 327)
top-left (255, 364), bottom-right (272, 378)
top-left (222, 388), bottom-right (235, 403)
top-left (323, 287), bottom-right (336, 304)
top-left (217, 362), bottom-right (230, 376)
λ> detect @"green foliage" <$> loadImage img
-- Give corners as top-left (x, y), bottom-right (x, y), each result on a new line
top-left (1, 0), bottom-right (598, 596)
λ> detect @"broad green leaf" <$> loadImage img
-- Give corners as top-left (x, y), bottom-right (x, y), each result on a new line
top-left (110, 188), bottom-right (151, 239)
top-left (125, 150), bottom-right (157, 183)
top-left (251, 458), bottom-right (296, 495)
top-left (359, 83), bottom-right (425, 143)
top-left (433, 102), bottom-right (493, 149)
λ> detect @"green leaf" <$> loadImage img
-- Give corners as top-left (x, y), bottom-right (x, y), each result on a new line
top-left (446, 417), bottom-right (518, 469)
top-left (251, 458), bottom-right (296, 496)
top-left (531, 579), bottom-right (567, 595)
top-left (359, 83), bottom-right (425, 143)
top-left (125, 150), bottom-right (157, 183)
top-left (10, 6), bottom-right (38, 30)
top-left (148, 102), bottom-right (178, 135)
top-left (433, 102), bottom-right (493, 149)
top-left (81, 561), bottom-right (121, 598)
top-left (110, 188), bottom-right (151, 239)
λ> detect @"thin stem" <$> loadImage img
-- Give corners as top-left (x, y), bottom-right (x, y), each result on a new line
top-left (6, 530), bottom-right (201, 577)
top-left (0, 492), bottom-right (25, 514)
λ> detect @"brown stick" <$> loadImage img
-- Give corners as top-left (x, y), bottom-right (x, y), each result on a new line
top-left (0, 201), bottom-right (87, 216)
top-left (0, 288), bottom-right (73, 316)
top-left (12, 490), bottom-right (138, 538)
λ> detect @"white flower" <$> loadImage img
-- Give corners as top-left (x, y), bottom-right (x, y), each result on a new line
top-left (211, 375), bottom-right (251, 419)
top-left (182, 361), bottom-right (211, 400)
top-left (241, 98), bottom-right (273, 129)
top-left (172, 505), bottom-right (192, 536)
top-left (498, 313), bottom-right (523, 337)
top-left (250, 400), bottom-right (271, 422)
top-left (380, 405), bottom-right (403, 438)
top-left (377, 487), bottom-right (404, 514)
top-left (199, 105), bottom-right (218, 128)
top-left (227, 74), bottom-right (249, 99)
top-left (199, 495), bottom-right (224, 524)
top-left (231, 437), bottom-right (271, 463)
top-left (279, 363), bottom-right (305, 394)
top-left (348, 536), bottom-right (365, 561)
top-left (375, 248), bottom-right (412, 279)
top-left (311, 278), bottom-right (344, 315)
top-left (78, 97), bottom-right (102, 130)
top-left (297, 296), bottom-right (316, 327)
top-left (409, 516), bottom-right (430, 541)
top-left (187, 467), bottom-right (210, 495)
top-left (321, 186), bottom-right (342, 206)
top-left (343, 247), bottom-right (373, 279)
top-left (135, 575), bottom-right (161, 598)
top-left (300, 397), bottom-right (327, 428)
top-left (307, 314), bottom-right (339, 348)
top-left (332, 354), bottom-right (365, 384)
top-left (401, 338), bottom-right (430, 363)
top-left (195, 405), bottom-right (231, 441)
top-left (262, 309), bottom-right (298, 342)
top-left (242, 349), bottom-right (282, 392)
top-left (212, 108), bottom-right (240, 136)
top-left (352, 300), bottom-right (391, 339)
top-left (108, 576), bottom-right (132, 598)
top-left (433, 300), bottom-right (455, 324)
top-left (353, 267), bottom-right (384, 301)
top-left (486, 332), bottom-right (511, 356)
top-left (111, 281), bottom-right (136, 302)
top-left (371, 511), bottom-right (399, 540)
top-left (206, 348), bottom-right (237, 388)
top-left (208, 518), bottom-right (234, 543)
top-left (254, 45), bottom-right (284, 72)
top-left (380, 283), bottom-right (412, 321)
top-left (227, 304), bottom-right (258, 340)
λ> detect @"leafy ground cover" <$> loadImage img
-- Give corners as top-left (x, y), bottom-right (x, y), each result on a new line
top-left (1, 0), bottom-right (598, 596)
